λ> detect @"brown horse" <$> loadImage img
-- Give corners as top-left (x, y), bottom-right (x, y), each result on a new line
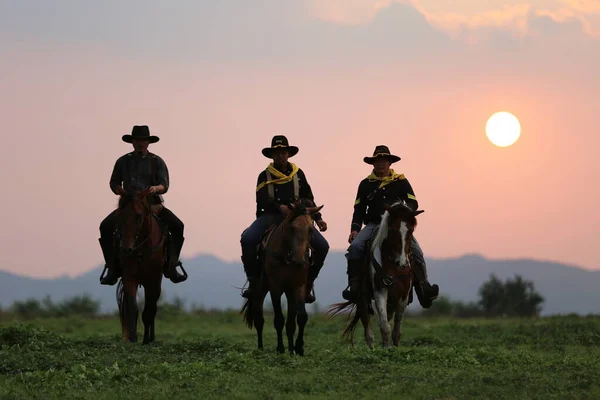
top-left (114, 189), bottom-right (166, 344)
top-left (242, 200), bottom-right (323, 356)
top-left (329, 201), bottom-right (424, 349)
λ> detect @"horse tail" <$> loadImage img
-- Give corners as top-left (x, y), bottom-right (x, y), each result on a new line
top-left (325, 301), bottom-right (354, 319)
top-left (326, 301), bottom-right (361, 343)
top-left (240, 297), bottom-right (254, 330)
top-left (116, 279), bottom-right (126, 326)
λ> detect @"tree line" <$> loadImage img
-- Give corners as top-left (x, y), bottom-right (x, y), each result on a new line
top-left (0, 274), bottom-right (545, 320)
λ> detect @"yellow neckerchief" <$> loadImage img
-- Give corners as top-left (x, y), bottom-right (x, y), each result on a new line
top-left (367, 169), bottom-right (405, 188)
top-left (256, 163), bottom-right (300, 192)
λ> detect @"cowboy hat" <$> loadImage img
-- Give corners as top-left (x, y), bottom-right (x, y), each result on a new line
top-left (122, 125), bottom-right (160, 144)
top-left (363, 145), bottom-right (401, 164)
top-left (261, 135), bottom-right (299, 158)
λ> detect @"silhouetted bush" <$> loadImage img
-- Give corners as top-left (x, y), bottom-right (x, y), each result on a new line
top-left (479, 274), bottom-right (544, 317)
top-left (419, 295), bottom-right (486, 318)
top-left (7, 295), bottom-right (101, 318)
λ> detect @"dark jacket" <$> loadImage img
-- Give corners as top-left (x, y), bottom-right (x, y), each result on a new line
top-left (255, 164), bottom-right (322, 221)
top-left (109, 151), bottom-right (169, 204)
top-left (351, 173), bottom-right (418, 232)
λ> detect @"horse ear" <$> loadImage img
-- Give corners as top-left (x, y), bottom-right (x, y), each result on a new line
top-left (306, 205), bottom-right (324, 215)
top-left (413, 209), bottom-right (425, 216)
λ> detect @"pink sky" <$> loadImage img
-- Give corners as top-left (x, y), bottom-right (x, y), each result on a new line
top-left (1, 1), bottom-right (599, 277)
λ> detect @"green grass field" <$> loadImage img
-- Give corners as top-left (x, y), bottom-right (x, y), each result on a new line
top-left (1, 311), bottom-right (599, 399)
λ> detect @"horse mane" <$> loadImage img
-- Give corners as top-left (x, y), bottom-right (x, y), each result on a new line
top-left (371, 208), bottom-right (392, 251)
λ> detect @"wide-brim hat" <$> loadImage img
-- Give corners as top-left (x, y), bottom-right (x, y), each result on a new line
top-left (363, 145), bottom-right (401, 164)
top-left (122, 125), bottom-right (160, 144)
top-left (262, 135), bottom-right (299, 158)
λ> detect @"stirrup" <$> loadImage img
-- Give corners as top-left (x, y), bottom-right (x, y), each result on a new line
top-left (241, 278), bottom-right (256, 298)
top-left (305, 287), bottom-right (316, 304)
top-left (165, 261), bottom-right (188, 283)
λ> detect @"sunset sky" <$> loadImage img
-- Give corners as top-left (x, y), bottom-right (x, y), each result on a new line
top-left (1, 0), bottom-right (599, 278)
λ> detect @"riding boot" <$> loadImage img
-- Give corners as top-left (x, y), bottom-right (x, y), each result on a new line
top-left (342, 259), bottom-right (362, 301)
top-left (164, 235), bottom-right (188, 283)
top-left (241, 255), bottom-right (259, 298)
top-left (412, 257), bottom-right (439, 309)
top-left (98, 237), bottom-right (120, 286)
top-left (305, 262), bottom-right (323, 304)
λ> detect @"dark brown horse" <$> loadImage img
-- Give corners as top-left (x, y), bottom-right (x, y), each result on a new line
top-left (242, 200), bottom-right (323, 356)
top-left (329, 201), bottom-right (424, 348)
top-left (114, 189), bottom-right (166, 344)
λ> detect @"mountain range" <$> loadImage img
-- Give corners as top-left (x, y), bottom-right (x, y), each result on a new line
top-left (1, 252), bottom-right (598, 316)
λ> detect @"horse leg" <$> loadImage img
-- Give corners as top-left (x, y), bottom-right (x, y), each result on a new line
top-left (270, 291), bottom-right (285, 354)
top-left (294, 288), bottom-right (308, 357)
top-left (359, 297), bottom-right (374, 350)
top-left (373, 288), bottom-right (391, 348)
top-left (142, 283), bottom-right (161, 345)
top-left (255, 284), bottom-right (268, 350)
top-left (117, 282), bottom-right (128, 342)
top-left (285, 290), bottom-right (298, 355)
top-left (392, 299), bottom-right (408, 347)
top-left (124, 280), bottom-right (139, 343)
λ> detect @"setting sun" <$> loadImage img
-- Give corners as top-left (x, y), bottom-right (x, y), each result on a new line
top-left (486, 111), bottom-right (521, 147)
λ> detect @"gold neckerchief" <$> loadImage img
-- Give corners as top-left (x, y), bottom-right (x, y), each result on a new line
top-left (256, 163), bottom-right (300, 192)
top-left (366, 169), bottom-right (405, 188)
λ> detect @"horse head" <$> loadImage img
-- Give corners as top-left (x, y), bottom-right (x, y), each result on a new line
top-left (116, 189), bottom-right (152, 256)
top-left (380, 201), bottom-right (424, 267)
top-left (281, 199), bottom-right (323, 267)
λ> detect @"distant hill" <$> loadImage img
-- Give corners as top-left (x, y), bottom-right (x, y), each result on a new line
top-left (1, 252), bottom-right (599, 316)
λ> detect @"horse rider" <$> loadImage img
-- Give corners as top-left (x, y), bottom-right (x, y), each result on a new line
top-left (240, 135), bottom-right (330, 303)
top-left (98, 125), bottom-right (187, 285)
top-left (343, 145), bottom-right (439, 308)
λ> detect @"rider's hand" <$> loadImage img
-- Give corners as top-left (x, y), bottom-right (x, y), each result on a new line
top-left (279, 205), bottom-right (291, 216)
top-left (348, 230), bottom-right (359, 244)
top-left (317, 220), bottom-right (328, 232)
top-left (115, 187), bottom-right (126, 196)
top-left (148, 186), bottom-right (157, 195)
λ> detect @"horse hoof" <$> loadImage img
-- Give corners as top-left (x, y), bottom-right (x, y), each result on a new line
top-left (294, 347), bottom-right (304, 357)
top-left (276, 346), bottom-right (285, 354)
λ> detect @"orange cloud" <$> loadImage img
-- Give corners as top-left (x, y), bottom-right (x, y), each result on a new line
top-left (309, 0), bottom-right (599, 38)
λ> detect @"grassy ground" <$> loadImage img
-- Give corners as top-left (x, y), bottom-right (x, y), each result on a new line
top-left (1, 311), bottom-right (599, 399)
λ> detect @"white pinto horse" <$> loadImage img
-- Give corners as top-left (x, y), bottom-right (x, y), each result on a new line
top-left (329, 200), bottom-right (424, 349)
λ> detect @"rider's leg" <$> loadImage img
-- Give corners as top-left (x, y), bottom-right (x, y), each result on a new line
top-left (343, 223), bottom-right (378, 301)
top-left (157, 207), bottom-right (187, 283)
top-left (305, 229), bottom-right (330, 304)
top-left (240, 214), bottom-right (277, 298)
top-left (99, 210), bottom-right (119, 285)
top-left (410, 236), bottom-right (439, 308)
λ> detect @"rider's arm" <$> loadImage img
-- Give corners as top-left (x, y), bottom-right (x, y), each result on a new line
top-left (351, 180), bottom-right (368, 232)
top-left (400, 177), bottom-right (419, 211)
top-left (298, 169), bottom-right (322, 221)
top-left (256, 171), bottom-right (281, 214)
top-left (153, 156), bottom-right (170, 195)
top-left (109, 157), bottom-right (124, 195)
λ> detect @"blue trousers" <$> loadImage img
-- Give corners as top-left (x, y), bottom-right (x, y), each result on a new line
top-left (241, 214), bottom-right (330, 268)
